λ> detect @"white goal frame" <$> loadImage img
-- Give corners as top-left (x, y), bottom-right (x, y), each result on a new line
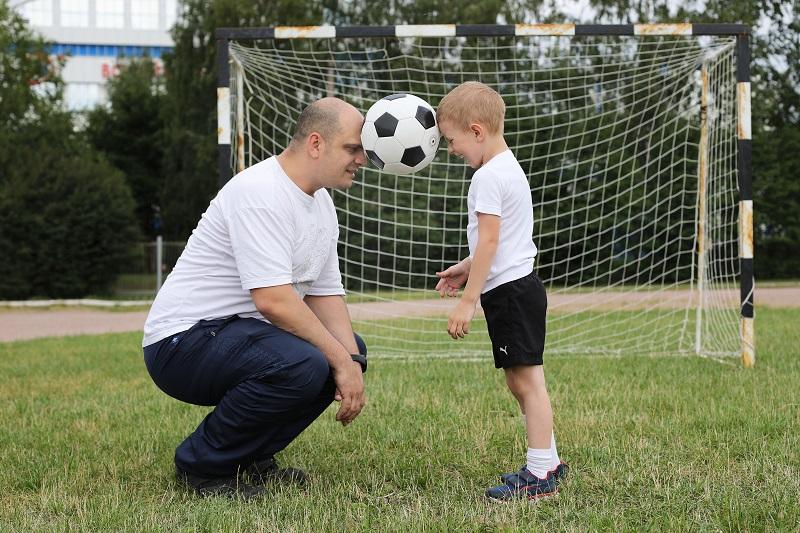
top-left (215, 23), bottom-right (754, 366)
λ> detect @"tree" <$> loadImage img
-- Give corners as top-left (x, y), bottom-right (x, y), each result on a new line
top-left (0, 147), bottom-right (140, 299)
top-left (159, 0), bottom-right (538, 240)
top-left (160, 0), bottom-right (327, 240)
top-left (161, 0), bottom-right (797, 278)
top-left (86, 57), bottom-right (166, 238)
top-left (749, 2), bottom-right (800, 278)
top-left (0, 0), bottom-right (64, 181)
top-left (0, 1), bottom-right (140, 298)
top-left (575, 0), bottom-right (800, 279)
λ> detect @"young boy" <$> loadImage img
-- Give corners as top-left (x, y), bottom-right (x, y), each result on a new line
top-left (434, 81), bottom-right (567, 501)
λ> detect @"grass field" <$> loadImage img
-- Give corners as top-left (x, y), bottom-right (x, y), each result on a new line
top-left (1, 308), bottom-right (798, 531)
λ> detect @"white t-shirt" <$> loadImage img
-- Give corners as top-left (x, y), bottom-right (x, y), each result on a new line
top-left (142, 156), bottom-right (344, 347)
top-left (467, 149), bottom-right (538, 293)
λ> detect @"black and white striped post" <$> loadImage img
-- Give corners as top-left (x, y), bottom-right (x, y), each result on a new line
top-left (216, 36), bottom-right (232, 189)
top-left (737, 32), bottom-right (755, 367)
top-left (215, 23), bottom-right (754, 365)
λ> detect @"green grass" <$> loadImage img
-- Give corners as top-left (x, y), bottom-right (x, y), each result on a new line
top-left (1, 309), bottom-right (798, 531)
top-left (354, 308), bottom-right (739, 357)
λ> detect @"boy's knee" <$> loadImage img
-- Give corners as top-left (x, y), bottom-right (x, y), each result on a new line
top-left (505, 364), bottom-right (545, 392)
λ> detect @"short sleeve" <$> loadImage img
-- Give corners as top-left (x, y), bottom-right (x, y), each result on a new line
top-left (307, 236), bottom-right (345, 296)
top-left (471, 170), bottom-right (503, 216)
top-left (229, 206), bottom-right (294, 290)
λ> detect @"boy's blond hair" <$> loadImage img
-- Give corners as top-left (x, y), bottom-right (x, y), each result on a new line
top-left (436, 81), bottom-right (505, 134)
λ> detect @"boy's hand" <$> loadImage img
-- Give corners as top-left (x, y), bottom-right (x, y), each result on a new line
top-left (448, 299), bottom-right (476, 339)
top-left (435, 260), bottom-right (471, 298)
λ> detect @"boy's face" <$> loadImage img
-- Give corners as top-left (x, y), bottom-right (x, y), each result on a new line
top-left (439, 120), bottom-right (484, 169)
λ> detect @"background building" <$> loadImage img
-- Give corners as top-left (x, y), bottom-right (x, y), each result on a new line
top-left (12, 0), bottom-right (178, 110)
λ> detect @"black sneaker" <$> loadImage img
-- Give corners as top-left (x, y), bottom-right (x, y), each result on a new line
top-left (176, 465), bottom-right (265, 500)
top-left (501, 461), bottom-right (569, 485)
top-left (245, 456), bottom-right (308, 486)
top-left (486, 467), bottom-right (558, 502)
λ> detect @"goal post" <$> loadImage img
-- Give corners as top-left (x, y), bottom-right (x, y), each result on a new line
top-left (215, 23), bottom-right (754, 366)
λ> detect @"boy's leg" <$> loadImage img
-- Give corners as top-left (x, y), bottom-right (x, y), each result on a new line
top-left (505, 364), bottom-right (552, 479)
top-left (500, 363), bottom-right (566, 485)
top-left (505, 365), bottom-right (552, 449)
top-left (482, 273), bottom-right (561, 500)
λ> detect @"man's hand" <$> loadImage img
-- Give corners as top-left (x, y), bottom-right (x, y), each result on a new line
top-left (435, 258), bottom-right (471, 298)
top-left (332, 360), bottom-right (366, 425)
top-left (447, 298), bottom-right (476, 339)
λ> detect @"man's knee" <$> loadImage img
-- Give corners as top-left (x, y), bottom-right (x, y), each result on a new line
top-left (354, 333), bottom-right (367, 356)
top-left (284, 347), bottom-right (332, 401)
top-left (272, 333), bottom-right (365, 402)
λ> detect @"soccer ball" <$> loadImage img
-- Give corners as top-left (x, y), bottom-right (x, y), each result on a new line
top-left (361, 94), bottom-right (441, 175)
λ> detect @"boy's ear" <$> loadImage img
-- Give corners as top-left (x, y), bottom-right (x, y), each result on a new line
top-left (470, 123), bottom-right (485, 141)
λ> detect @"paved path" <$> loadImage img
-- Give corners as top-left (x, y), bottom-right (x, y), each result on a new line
top-left (1, 287), bottom-right (798, 342)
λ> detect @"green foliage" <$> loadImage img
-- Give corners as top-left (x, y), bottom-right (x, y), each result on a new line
top-left (0, 138), bottom-right (140, 299)
top-left (0, 0), bottom-right (64, 179)
top-left (0, 0), bottom-right (140, 299)
top-left (160, 0), bottom-right (328, 239)
top-left (160, 0), bottom-right (796, 280)
top-left (750, 2), bottom-right (800, 279)
top-left (86, 58), bottom-right (166, 237)
top-left (157, 0), bottom-right (541, 241)
top-left (238, 32), bottom-right (712, 289)
top-left (579, 0), bottom-right (800, 279)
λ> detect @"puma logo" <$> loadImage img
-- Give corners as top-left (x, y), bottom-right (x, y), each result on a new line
top-left (499, 346), bottom-right (508, 355)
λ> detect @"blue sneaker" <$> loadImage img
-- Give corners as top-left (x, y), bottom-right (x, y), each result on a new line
top-left (485, 467), bottom-right (558, 501)
top-left (500, 461), bottom-right (569, 485)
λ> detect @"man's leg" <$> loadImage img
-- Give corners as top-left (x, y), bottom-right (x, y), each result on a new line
top-left (145, 318), bottom-right (364, 480)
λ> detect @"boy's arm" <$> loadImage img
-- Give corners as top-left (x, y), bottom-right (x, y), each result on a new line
top-left (435, 256), bottom-right (472, 297)
top-left (448, 213), bottom-right (500, 338)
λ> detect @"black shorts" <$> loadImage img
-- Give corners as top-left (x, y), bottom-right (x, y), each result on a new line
top-left (480, 271), bottom-right (547, 369)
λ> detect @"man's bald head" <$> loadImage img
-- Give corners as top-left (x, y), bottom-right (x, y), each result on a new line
top-left (290, 97), bottom-right (358, 147)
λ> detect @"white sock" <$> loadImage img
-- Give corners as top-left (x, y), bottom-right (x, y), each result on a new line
top-left (526, 448), bottom-right (552, 479)
top-left (521, 414), bottom-right (561, 472)
top-left (550, 432), bottom-right (561, 470)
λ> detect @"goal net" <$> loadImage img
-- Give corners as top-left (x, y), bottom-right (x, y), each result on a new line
top-left (221, 26), bottom-right (745, 359)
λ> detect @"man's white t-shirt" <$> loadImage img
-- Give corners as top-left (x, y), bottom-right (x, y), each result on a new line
top-left (142, 156), bottom-right (344, 347)
top-left (467, 149), bottom-right (538, 293)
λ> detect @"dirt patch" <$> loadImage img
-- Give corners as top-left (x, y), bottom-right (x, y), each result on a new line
top-left (1, 287), bottom-right (797, 342)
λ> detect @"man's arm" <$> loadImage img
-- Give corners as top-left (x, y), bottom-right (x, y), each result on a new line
top-left (251, 285), bottom-right (364, 425)
top-left (304, 295), bottom-right (359, 354)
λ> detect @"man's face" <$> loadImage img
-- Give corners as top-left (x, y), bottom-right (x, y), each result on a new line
top-left (319, 108), bottom-right (367, 189)
top-left (439, 120), bottom-right (482, 169)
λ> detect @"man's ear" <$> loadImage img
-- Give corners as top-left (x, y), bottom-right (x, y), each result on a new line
top-left (470, 123), bottom-right (485, 142)
top-left (307, 132), bottom-right (323, 159)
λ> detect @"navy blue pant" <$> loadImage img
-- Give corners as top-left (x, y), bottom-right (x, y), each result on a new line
top-left (143, 316), bottom-right (366, 478)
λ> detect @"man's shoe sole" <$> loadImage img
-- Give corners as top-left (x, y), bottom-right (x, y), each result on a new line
top-left (176, 467), bottom-right (266, 501)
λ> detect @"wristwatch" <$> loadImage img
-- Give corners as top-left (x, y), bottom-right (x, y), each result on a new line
top-left (350, 353), bottom-right (367, 373)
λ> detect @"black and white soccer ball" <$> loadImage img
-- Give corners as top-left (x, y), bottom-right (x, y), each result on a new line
top-left (361, 94), bottom-right (441, 175)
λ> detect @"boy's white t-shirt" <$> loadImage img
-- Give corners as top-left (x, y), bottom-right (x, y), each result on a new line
top-left (142, 156), bottom-right (344, 347)
top-left (467, 149), bottom-right (538, 293)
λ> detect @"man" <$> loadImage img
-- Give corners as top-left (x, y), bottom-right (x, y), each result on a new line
top-left (142, 97), bottom-right (368, 500)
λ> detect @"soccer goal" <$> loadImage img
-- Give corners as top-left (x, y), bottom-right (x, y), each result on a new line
top-left (215, 24), bottom-right (754, 366)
